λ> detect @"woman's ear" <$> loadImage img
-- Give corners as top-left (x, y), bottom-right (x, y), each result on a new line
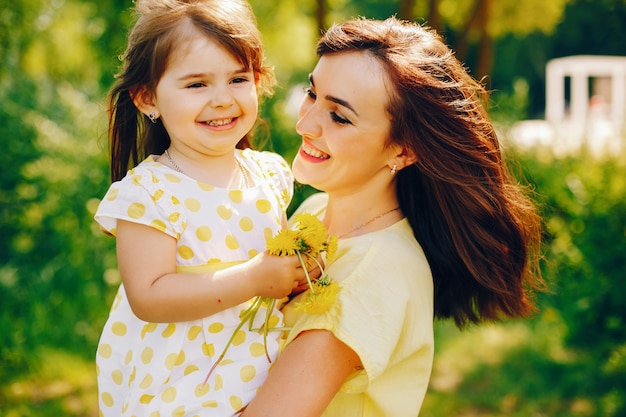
top-left (130, 86), bottom-right (157, 118)
top-left (389, 146), bottom-right (418, 172)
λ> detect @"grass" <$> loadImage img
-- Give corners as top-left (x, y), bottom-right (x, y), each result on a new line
top-left (0, 312), bottom-right (616, 416)
top-left (1, 348), bottom-right (98, 417)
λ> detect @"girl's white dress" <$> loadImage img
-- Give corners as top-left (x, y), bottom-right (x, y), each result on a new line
top-left (94, 149), bottom-right (293, 417)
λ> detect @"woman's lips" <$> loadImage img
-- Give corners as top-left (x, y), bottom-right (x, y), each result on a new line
top-left (300, 142), bottom-right (330, 161)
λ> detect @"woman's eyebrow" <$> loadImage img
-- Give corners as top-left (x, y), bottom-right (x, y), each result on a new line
top-left (309, 73), bottom-right (359, 117)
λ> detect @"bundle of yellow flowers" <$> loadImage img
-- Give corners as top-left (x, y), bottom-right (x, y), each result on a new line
top-left (203, 213), bottom-right (339, 385)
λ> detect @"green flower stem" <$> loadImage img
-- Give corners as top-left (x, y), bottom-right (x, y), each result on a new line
top-left (262, 298), bottom-right (276, 362)
top-left (296, 251), bottom-right (316, 293)
top-left (299, 251), bottom-right (329, 291)
top-left (202, 297), bottom-right (264, 386)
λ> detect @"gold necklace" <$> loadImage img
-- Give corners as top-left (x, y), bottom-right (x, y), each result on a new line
top-left (337, 207), bottom-right (401, 239)
top-left (163, 149), bottom-right (251, 188)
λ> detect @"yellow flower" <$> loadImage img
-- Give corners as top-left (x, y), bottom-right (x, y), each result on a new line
top-left (266, 229), bottom-right (300, 256)
top-left (204, 212), bottom-right (339, 386)
top-left (293, 213), bottom-right (328, 253)
top-left (294, 280), bottom-right (340, 315)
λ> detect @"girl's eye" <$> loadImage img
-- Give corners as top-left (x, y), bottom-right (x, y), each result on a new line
top-left (331, 112), bottom-right (352, 125)
top-left (304, 87), bottom-right (316, 100)
top-left (187, 82), bottom-right (205, 89)
top-left (231, 77), bottom-right (250, 84)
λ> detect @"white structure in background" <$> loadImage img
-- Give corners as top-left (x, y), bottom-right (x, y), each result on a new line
top-left (509, 55), bottom-right (626, 156)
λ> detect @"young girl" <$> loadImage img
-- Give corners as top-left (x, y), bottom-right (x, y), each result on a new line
top-left (94, 0), bottom-right (308, 415)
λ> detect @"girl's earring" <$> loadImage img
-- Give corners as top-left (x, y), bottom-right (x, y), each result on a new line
top-left (390, 164), bottom-right (397, 176)
top-left (148, 112), bottom-right (158, 123)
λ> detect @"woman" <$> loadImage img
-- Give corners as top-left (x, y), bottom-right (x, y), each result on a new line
top-left (242, 17), bottom-right (544, 417)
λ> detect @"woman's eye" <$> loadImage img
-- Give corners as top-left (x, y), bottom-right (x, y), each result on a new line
top-left (331, 112), bottom-right (351, 125)
top-left (304, 87), bottom-right (316, 100)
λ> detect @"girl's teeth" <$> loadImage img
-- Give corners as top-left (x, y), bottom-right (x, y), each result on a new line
top-left (207, 118), bottom-right (233, 126)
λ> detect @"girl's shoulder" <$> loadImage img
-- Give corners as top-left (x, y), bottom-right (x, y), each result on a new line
top-left (240, 148), bottom-right (290, 173)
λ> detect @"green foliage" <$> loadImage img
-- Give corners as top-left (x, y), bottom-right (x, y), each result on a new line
top-left (2, 0), bottom-right (625, 415)
top-left (514, 149), bottom-right (626, 416)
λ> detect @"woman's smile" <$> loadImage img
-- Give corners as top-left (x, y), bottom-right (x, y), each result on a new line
top-left (300, 142), bottom-right (330, 161)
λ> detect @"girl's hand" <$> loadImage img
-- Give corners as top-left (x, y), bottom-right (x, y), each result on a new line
top-left (247, 251), bottom-right (311, 299)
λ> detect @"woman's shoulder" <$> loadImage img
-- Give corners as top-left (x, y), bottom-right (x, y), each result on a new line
top-left (292, 193), bottom-right (328, 217)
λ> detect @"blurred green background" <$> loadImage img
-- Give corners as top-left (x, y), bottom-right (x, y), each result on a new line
top-left (1, 0), bottom-right (625, 415)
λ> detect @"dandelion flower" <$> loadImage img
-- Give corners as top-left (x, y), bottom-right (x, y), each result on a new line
top-left (294, 213), bottom-right (328, 253)
top-left (266, 229), bottom-right (300, 256)
top-left (294, 280), bottom-right (340, 315)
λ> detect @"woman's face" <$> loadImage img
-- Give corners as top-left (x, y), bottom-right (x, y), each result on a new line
top-left (292, 51), bottom-right (398, 195)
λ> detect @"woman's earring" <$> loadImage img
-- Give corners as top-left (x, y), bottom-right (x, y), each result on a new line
top-left (148, 112), bottom-right (158, 123)
top-left (390, 164), bottom-right (397, 175)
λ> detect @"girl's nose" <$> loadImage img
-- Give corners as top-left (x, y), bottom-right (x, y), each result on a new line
top-left (209, 85), bottom-right (234, 108)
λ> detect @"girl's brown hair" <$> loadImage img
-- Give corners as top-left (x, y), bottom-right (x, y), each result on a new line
top-left (318, 17), bottom-right (544, 327)
top-left (107, 0), bottom-right (275, 182)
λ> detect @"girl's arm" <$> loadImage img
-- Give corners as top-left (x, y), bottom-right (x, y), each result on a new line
top-left (241, 329), bottom-right (362, 417)
top-left (116, 220), bottom-right (305, 322)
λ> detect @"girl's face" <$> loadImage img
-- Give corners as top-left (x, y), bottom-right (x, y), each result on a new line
top-left (292, 51), bottom-right (398, 195)
top-left (152, 34), bottom-right (258, 156)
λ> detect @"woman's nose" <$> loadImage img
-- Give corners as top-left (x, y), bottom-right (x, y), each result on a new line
top-left (295, 98), bottom-right (320, 138)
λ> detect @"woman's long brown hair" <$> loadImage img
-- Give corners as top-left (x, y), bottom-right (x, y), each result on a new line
top-left (318, 17), bottom-right (545, 328)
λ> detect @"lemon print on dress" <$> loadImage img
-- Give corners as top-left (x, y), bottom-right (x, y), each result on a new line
top-left (184, 198), bottom-right (201, 212)
top-left (195, 382), bottom-right (210, 397)
top-left (150, 219), bottom-right (167, 233)
top-left (141, 347), bottom-right (154, 365)
top-left (185, 364), bottom-right (199, 376)
top-left (111, 321), bottom-right (127, 336)
top-left (196, 226), bottom-right (212, 242)
top-left (229, 190), bottom-right (243, 203)
top-left (151, 189), bottom-right (164, 202)
top-left (239, 216), bottom-right (254, 232)
top-left (208, 322), bottom-right (224, 333)
top-left (99, 344), bottom-right (113, 358)
top-left (198, 182), bottom-right (215, 191)
top-left (125, 350), bottom-right (133, 365)
top-left (165, 351), bottom-right (186, 369)
top-left (112, 369), bottom-right (124, 385)
top-left (202, 342), bottom-right (215, 357)
top-left (225, 235), bottom-right (240, 250)
top-left (256, 199), bottom-right (271, 213)
top-left (141, 323), bottom-right (158, 339)
top-left (162, 323), bottom-right (177, 338)
top-left (178, 245), bottom-right (194, 260)
top-left (217, 205), bottom-right (233, 220)
top-left (164, 173), bottom-right (182, 183)
top-left (162, 386), bottom-right (177, 403)
top-left (128, 202), bottom-right (146, 219)
top-left (231, 330), bottom-right (246, 346)
top-left (139, 394), bottom-right (154, 404)
top-left (105, 187), bottom-right (119, 201)
top-left (249, 342), bottom-right (265, 358)
top-left (230, 395), bottom-right (243, 411)
top-left (101, 392), bottom-right (114, 407)
top-left (172, 405), bottom-right (186, 417)
top-left (187, 325), bottom-right (202, 341)
top-left (240, 365), bottom-right (256, 382)
top-left (140, 374), bottom-right (153, 389)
